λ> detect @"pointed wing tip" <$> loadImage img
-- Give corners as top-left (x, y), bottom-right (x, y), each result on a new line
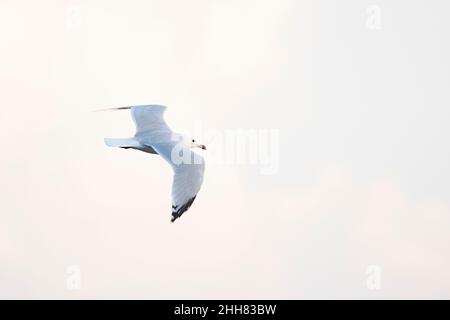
top-left (93, 107), bottom-right (131, 112)
top-left (171, 196), bottom-right (197, 223)
top-left (93, 105), bottom-right (166, 113)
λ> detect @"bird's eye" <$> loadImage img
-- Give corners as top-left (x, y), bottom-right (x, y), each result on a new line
top-left (192, 139), bottom-right (195, 143)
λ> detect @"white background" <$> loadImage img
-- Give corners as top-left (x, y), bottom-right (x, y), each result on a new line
top-left (1, 0), bottom-right (449, 299)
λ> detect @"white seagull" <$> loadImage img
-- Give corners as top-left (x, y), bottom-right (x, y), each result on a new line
top-left (102, 105), bottom-right (206, 223)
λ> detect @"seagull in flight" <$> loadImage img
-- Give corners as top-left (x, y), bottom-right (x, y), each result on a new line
top-left (101, 105), bottom-right (206, 223)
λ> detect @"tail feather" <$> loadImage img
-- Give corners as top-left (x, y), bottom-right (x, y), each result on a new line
top-left (104, 138), bottom-right (140, 148)
top-left (104, 138), bottom-right (158, 154)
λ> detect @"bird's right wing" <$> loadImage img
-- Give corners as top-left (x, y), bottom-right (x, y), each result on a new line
top-left (100, 104), bottom-right (173, 145)
top-left (130, 105), bottom-right (171, 136)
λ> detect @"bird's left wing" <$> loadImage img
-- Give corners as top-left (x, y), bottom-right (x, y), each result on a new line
top-left (170, 156), bottom-right (205, 222)
top-left (151, 142), bottom-right (205, 222)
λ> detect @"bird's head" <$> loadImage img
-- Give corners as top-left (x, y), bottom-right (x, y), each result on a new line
top-left (190, 138), bottom-right (206, 150)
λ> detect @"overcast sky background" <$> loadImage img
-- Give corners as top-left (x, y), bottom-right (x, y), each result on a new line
top-left (1, 0), bottom-right (450, 299)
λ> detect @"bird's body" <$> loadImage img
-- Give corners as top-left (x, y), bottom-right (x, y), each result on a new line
top-left (103, 105), bottom-right (206, 222)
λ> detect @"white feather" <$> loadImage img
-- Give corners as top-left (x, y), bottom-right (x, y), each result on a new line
top-left (104, 105), bottom-right (205, 221)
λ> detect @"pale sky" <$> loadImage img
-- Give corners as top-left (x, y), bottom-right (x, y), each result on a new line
top-left (1, 0), bottom-right (450, 299)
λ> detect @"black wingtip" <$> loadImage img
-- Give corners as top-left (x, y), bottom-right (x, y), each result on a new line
top-left (170, 196), bottom-right (197, 224)
top-left (170, 213), bottom-right (181, 223)
top-left (93, 106), bottom-right (131, 112)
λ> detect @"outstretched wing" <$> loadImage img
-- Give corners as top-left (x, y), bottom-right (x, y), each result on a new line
top-left (102, 105), bottom-right (171, 152)
top-left (171, 157), bottom-right (205, 222)
top-left (151, 142), bottom-right (205, 222)
top-left (130, 105), bottom-right (171, 135)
